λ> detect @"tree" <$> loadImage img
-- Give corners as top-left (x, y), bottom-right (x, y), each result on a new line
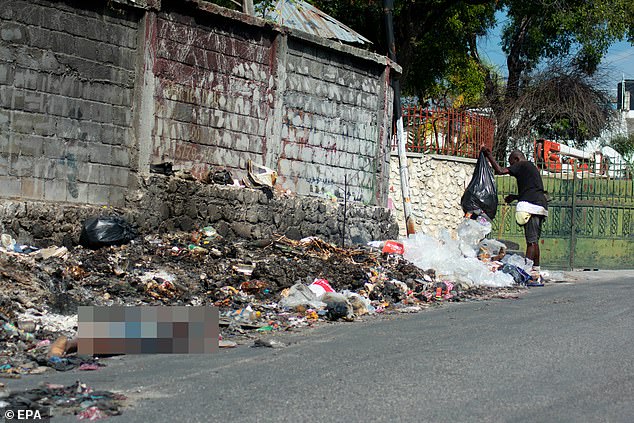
top-left (311, 0), bottom-right (496, 103)
top-left (606, 133), bottom-right (634, 163)
top-left (216, 0), bottom-right (634, 149)
top-left (496, 62), bottom-right (612, 150)
top-left (468, 0), bottom-right (634, 158)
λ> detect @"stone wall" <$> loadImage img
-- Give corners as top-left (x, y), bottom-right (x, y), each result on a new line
top-left (0, 0), bottom-right (140, 206)
top-left (130, 175), bottom-right (399, 245)
top-left (389, 153), bottom-right (475, 237)
top-left (0, 175), bottom-right (399, 247)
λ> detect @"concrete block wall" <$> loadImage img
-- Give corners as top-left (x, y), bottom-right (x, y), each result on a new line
top-left (279, 38), bottom-right (384, 204)
top-left (147, 9), bottom-right (277, 179)
top-left (0, 0), bottom-right (139, 206)
top-left (0, 0), bottom-right (398, 212)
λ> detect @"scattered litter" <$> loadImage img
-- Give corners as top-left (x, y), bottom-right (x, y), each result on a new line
top-left (402, 220), bottom-right (514, 287)
top-left (501, 264), bottom-right (531, 285)
top-left (233, 263), bottom-right (256, 276)
top-left (244, 160), bottom-right (277, 188)
top-left (0, 381), bottom-right (125, 420)
top-left (280, 283), bottom-right (326, 310)
top-left (382, 240), bottom-right (404, 255)
top-left (501, 253), bottom-right (533, 273)
top-left (205, 168), bottom-right (234, 185)
top-left (1, 217), bottom-right (537, 378)
top-left (253, 339), bottom-right (287, 348)
top-left (78, 363), bottom-right (100, 371)
top-left (542, 270), bottom-right (567, 282)
top-left (308, 278), bottom-right (335, 297)
top-left (219, 340), bottom-right (237, 348)
top-left (150, 162), bottom-right (173, 175)
top-left (32, 246), bottom-right (69, 260)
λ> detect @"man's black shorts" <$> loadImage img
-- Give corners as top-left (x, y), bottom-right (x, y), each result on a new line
top-left (524, 215), bottom-right (545, 244)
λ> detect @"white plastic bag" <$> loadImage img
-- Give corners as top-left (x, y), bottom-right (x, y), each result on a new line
top-left (478, 239), bottom-right (507, 256)
top-left (501, 254), bottom-right (533, 273)
top-left (279, 283), bottom-right (326, 309)
top-left (402, 231), bottom-right (514, 288)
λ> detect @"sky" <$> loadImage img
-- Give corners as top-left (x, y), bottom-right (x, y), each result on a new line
top-left (477, 15), bottom-right (634, 97)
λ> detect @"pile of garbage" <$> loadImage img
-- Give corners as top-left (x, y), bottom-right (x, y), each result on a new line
top-left (0, 380), bottom-right (126, 420)
top-left (0, 214), bottom-right (532, 354)
top-left (0, 211), bottom-right (544, 417)
top-left (402, 216), bottom-right (536, 287)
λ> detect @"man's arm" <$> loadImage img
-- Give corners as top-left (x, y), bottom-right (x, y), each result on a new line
top-left (480, 146), bottom-right (510, 175)
top-left (504, 194), bottom-right (519, 204)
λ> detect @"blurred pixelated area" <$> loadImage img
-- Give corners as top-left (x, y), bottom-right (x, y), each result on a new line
top-left (78, 306), bottom-right (219, 354)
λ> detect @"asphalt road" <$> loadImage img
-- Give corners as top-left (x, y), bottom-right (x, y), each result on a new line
top-left (6, 270), bottom-right (634, 423)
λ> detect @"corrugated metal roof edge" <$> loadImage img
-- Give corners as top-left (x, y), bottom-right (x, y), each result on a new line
top-left (184, 0), bottom-right (401, 73)
top-left (258, 0), bottom-right (372, 45)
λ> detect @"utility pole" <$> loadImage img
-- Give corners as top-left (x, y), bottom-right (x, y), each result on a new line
top-left (383, 0), bottom-right (415, 236)
top-left (242, 0), bottom-right (254, 16)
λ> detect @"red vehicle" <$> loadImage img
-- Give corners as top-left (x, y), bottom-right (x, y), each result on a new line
top-left (534, 139), bottom-right (605, 174)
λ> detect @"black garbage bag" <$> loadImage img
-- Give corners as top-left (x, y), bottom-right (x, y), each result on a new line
top-left (461, 151), bottom-right (498, 219)
top-left (79, 216), bottom-right (138, 249)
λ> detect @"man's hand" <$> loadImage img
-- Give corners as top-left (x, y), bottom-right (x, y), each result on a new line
top-left (481, 146), bottom-right (509, 175)
top-left (480, 146), bottom-right (492, 156)
top-left (504, 194), bottom-right (518, 204)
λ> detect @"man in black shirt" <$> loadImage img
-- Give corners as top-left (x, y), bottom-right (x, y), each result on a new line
top-left (481, 147), bottom-right (548, 281)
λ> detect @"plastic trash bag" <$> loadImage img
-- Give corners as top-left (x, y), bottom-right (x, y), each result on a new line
top-left (79, 216), bottom-right (138, 249)
top-left (279, 283), bottom-right (326, 310)
top-left (501, 264), bottom-right (531, 285)
top-left (320, 292), bottom-right (354, 321)
top-left (501, 253), bottom-right (533, 273)
top-left (402, 232), bottom-right (514, 287)
top-left (478, 239), bottom-right (507, 256)
top-left (461, 151), bottom-right (498, 219)
top-left (456, 218), bottom-right (492, 257)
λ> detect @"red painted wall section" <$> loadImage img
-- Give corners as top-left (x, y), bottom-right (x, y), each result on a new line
top-left (150, 12), bottom-right (276, 179)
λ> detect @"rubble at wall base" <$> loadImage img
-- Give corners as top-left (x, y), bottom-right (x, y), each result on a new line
top-left (0, 175), bottom-right (399, 247)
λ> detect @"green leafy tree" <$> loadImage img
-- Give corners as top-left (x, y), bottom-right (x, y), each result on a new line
top-left (607, 134), bottom-right (634, 163)
top-left (214, 0), bottom-right (634, 151)
top-left (310, 0), bottom-right (496, 102)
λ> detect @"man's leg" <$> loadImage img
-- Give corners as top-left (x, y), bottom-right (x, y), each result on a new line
top-left (526, 242), bottom-right (539, 267)
top-left (524, 215), bottom-right (545, 282)
top-left (524, 215), bottom-right (545, 263)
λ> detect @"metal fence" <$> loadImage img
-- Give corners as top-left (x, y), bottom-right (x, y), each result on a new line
top-left (396, 107), bottom-right (495, 158)
top-left (493, 153), bottom-right (634, 270)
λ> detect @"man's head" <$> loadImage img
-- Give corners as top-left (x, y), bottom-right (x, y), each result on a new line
top-left (508, 150), bottom-right (525, 166)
